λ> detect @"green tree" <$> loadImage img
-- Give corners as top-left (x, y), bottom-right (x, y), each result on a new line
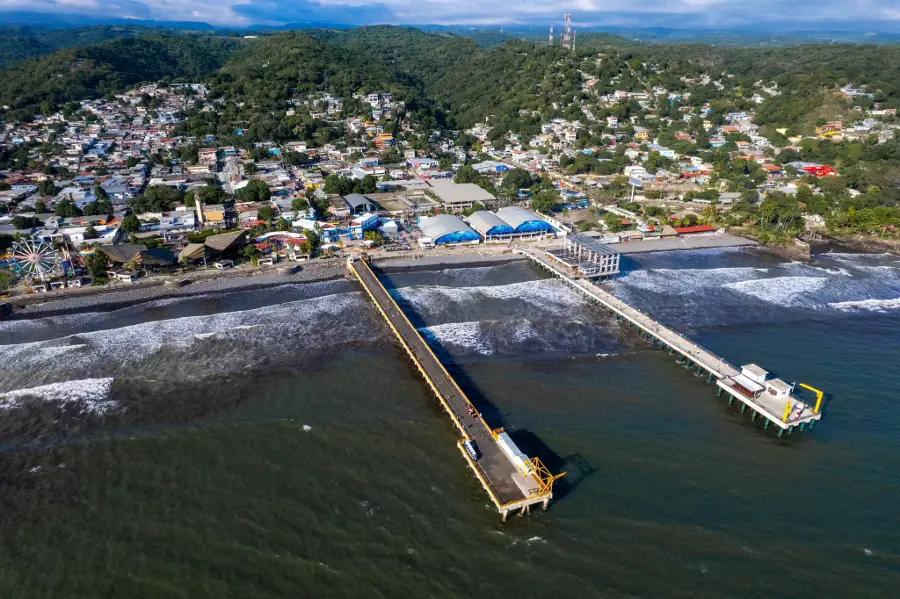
top-left (38, 180), bottom-right (58, 196)
top-left (122, 214), bottom-right (141, 233)
top-left (131, 185), bottom-right (184, 213)
top-left (501, 168), bottom-right (534, 192)
top-left (12, 216), bottom-right (42, 229)
top-left (33, 199), bottom-right (48, 214)
top-left (291, 198), bottom-right (309, 215)
top-left (531, 190), bottom-right (558, 214)
top-left (258, 205), bottom-right (276, 223)
top-left (196, 185), bottom-right (225, 205)
top-left (363, 230), bottom-right (385, 246)
top-left (83, 225), bottom-right (100, 240)
top-left (238, 180), bottom-right (271, 203)
top-left (54, 197), bottom-right (82, 218)
top-left (359, 175), bottom-right (377, 194)
top-left (302, 228), bottom-right (320, 256)
top-left (84, 252), bottom-right (109, 284)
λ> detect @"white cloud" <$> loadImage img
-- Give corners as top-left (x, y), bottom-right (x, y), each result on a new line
top-left (1, 0), bottom-right (899, 28)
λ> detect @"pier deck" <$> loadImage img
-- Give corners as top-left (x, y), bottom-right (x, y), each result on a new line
top-left (349, 257), bottom-right (560, 518)
top-left (516, 245), bottom-right (823, 434)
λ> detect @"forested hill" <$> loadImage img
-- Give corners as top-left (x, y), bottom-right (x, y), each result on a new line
top-left (0, 25), bottom-right (165, 68)
top-left (0, 35), bottom-right (243, 121)
top-left (4, 26), bottom-right (900, 136)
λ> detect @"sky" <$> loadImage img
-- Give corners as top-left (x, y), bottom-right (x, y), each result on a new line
top-left (1, 0), bottom-right (900, 30)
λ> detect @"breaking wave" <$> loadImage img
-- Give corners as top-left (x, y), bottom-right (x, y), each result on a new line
top-left (418, 317), bottom-right (621, 358)
top-left (0, 291), bottom-right (374, 392)
top-left (390, 279), bottom-right (587, 317)
top-left (617, 266), bottom-right (762, 295)
top-left (722, 276), bottom-right (828, 306)
top-left (828, 298), bottom-right (900, 313)
top-left (0, 378), bottom-right (117, 416)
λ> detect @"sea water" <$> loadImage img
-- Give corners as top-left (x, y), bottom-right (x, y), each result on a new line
top-left (0, 247), bottom-right (898, 598)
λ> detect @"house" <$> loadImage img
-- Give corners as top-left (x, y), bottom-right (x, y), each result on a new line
top-left (342, 193), bottom-right (379, 215)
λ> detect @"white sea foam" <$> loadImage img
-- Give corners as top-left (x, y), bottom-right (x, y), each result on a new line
top-left (0, 291), bottom-right (368, 381)
top-left (419, 321), bottom-right (494, 355)
top-left (828, 298), bottom-right (900, 313)
top-left (617, 266), bottom-right (762, 295)
top-left (0, 378), bottom-right (117, 415)
top-left (722, 276), bottom-right (828, 306)
top-left (823, 252), bottom-right (891, 261)
top-left (392, 280), bottom-right (585, 315)
top-left (805, 265), bottom-right (852, 276)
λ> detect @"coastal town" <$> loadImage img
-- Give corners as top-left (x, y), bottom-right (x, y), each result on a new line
top-left (2, 42), bottom-right (899, 296)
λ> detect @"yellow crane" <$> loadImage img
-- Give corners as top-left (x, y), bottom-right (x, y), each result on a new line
top-left (798, 383), bottom-right (825, 414)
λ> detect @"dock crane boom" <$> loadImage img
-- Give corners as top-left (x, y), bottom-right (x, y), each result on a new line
top-left (798, 383), bottom-right (824, 413)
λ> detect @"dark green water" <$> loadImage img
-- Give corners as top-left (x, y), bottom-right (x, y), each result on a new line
top-left (0, 248), bottom-right (898, 598)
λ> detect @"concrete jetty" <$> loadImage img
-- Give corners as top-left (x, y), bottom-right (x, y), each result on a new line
top-left (348, 256), bottom-right (564, 519)
top-left (516, 245), bottom-right (824, 436)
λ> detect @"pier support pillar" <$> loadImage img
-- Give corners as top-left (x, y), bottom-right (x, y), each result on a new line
top-left (764, 420), bottom-right (770, 430)
top-left (800, 422), bottom-right (806, 431)
top-left (740, 403), bottom-right (746, 414)
top-left (728, 397), bottom-right (733, 405)
top-left (717, 387), bottom-right (722, 397)
top-left (501, 510), bottom-right (508, 522)
top-left (707, 372), bottom-right (714, 383)
top-left (777, 429), bottom-right (784, 438)
top-left (543, 498), bottom-right (549, 511)
top-left (751, 411), bottom-right (757, 422)
top-left (809, 420), bottom-right (815, 431)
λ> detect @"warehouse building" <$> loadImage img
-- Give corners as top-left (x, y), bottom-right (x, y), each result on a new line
top-left (467, 211), bottom-right (515, 242)
top-left (496, 206), bottom-right (555, 238)
top-left (418, 214), bottom-right (480, 246)
top-left (428, 181), bottom-right (496, 212)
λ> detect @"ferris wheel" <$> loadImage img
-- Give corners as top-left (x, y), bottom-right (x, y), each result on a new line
top-left (10, 239), bottom-right (61, 281)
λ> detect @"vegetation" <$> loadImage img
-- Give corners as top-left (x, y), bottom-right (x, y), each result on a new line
top-left (0, 34), bottom-right (242, 121)
top-left (129, 185), bottom-right (184, 213)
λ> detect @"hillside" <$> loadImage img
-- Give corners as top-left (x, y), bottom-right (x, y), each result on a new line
top-left (0, 25), bottom-right (158, 68)
top-left (0, 35), bottom-right (243, 121)
top-left (4, 26), bottom-right (900, 137)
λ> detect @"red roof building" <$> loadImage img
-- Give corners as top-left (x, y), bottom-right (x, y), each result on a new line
top-left (674, 224), bottom-right (717, 234)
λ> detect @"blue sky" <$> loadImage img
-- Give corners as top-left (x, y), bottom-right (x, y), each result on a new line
top-left (2, 0), bottom-right (899, 29)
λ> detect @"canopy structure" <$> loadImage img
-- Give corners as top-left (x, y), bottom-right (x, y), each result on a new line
top-left (496, 206), bottom-right (554, 234)
top-left (468, 211), bottom-right (515, 239)
top-left (179, 243), bottom-right (206, 262)
top-left (419, 214), bottom-right (480, 245)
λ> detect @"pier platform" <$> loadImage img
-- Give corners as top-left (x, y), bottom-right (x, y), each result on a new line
top-left (515, 245), bottom-right (824, 436)
top-left (348, 256), bottom-right (563, 519)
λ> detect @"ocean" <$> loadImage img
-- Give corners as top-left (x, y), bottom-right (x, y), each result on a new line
top-left (0, 247), bottom-right (898, 598)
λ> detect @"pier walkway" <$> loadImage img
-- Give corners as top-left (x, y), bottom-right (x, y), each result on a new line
top-left (516, 245), bottom-right (824, 435)
top-left (348, 256), bottom-right (563, 519)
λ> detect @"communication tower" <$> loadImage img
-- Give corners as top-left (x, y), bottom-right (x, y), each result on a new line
top-left (562, 14), bottom-right (572, 50)
top-left (549, 24), bottom-right (554, 46)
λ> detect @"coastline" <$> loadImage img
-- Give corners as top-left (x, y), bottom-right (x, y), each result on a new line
top-left (2, 231), bottom-right (873, 319)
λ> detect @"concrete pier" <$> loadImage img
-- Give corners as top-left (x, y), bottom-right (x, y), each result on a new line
top-left (515, 245), bottom-right (824, 434)
top-left (348, 256), bottom-right (563, 518)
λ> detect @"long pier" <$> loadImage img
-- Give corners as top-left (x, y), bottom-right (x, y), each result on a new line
top-left (348, 256), bottom-right (564, 520)
top-left (516, 245), bottom-right (824, 436)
